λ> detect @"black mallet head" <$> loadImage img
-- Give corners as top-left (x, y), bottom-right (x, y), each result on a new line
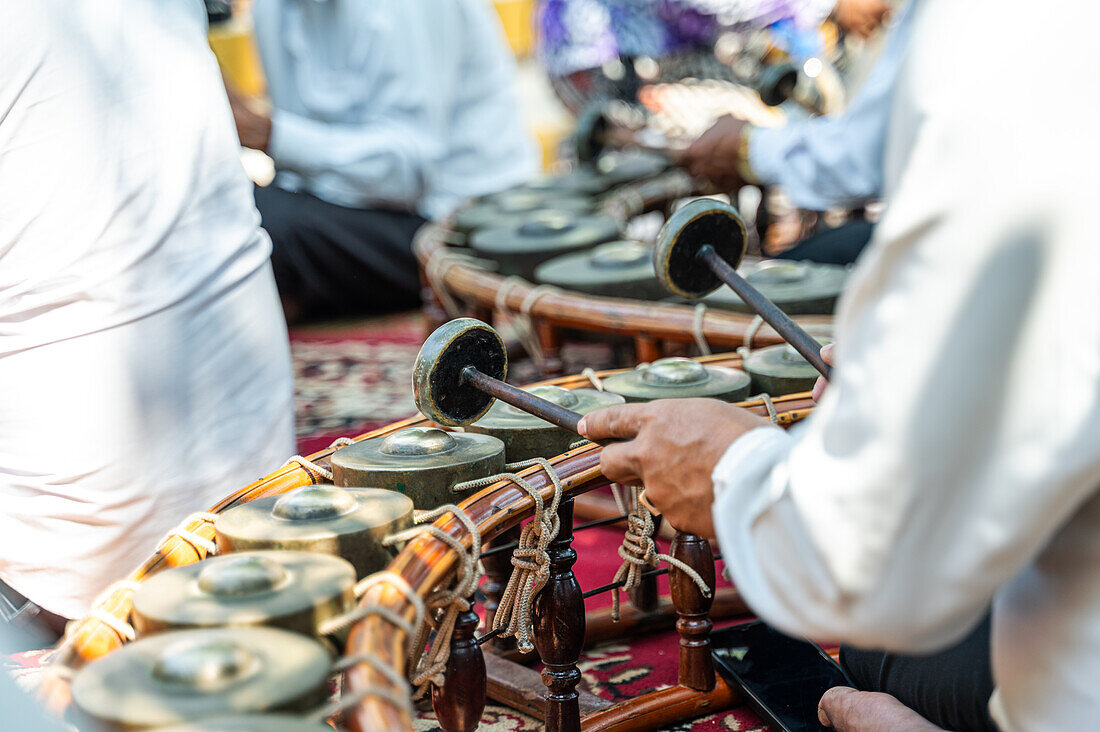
top-left (653, 198), bottom-right (748, 299)
top-left (575, 105), bottom-right (611, 164)
top-left (413, 318), bottom-right (508, 426)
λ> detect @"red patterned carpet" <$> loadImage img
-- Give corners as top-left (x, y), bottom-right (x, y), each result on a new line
top-left (290, 312), bottom-right (769, 731)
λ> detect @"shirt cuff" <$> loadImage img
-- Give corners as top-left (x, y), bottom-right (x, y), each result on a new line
top-left (268, 108), bottom-right (321, 173)
top-left (745, 125), bottom-right (786, 188)
top-left (710, 424), bottom-right (792, 503)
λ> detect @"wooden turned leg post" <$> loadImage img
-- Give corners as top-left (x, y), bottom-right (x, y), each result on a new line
top-left (482, 525), bottom-right (522, 651)
top-left (669, 531), bottom-right (717, 692)
top-left (432, 599), bottom-right (487, 732)
top-left (535, 320), bottom-right (564, 377)
top-left (634, 334), bottom-right (661, 365)
top-left (533, 498), bottom-right (584, 732)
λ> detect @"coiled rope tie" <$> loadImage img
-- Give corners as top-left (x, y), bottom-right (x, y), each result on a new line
top-left (424, 249), bottom-right (488, 319)
top-left (318, 572), bottom-right (425, 639)
top-left (281, 436), bottom-right (356, 482)
top-left (692, 303), bottom-right (713, 357)
top-left (750, 393), bottom-right (779, 424)
top-left (382, 504), bottom-right (481, 699)
top-left (736, 314), bottom-right (765, 361)
top-left (582, 367), bottom-right (605, 391)
top-left (158, 511), bottom-right (221, 557)
top-left (609, 485), bottom-right (711, 622)
top-left (309, 652), bottom-right (414, 721)
top-left (452, 458), bottom-right (565, 653)
top-left (494, 279), bottom-right (561, 371)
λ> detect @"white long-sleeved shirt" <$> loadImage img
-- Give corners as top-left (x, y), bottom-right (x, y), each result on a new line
top-left (0, 0), bottom-right (294, 617)
top-left (746, 2), bottom-right (915, 210)
top-left (712, 1), bottom-right (1100, 729)
top-left (252, 0), bottom-right (539, 221)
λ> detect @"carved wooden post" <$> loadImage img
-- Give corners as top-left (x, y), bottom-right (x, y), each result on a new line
top-left (432, 598), bottom-right (486, 732)
top-left (535, 320), bottom-right (564, 378)
top-left (669, 531), bottom-right (717, 691)
top-left (481, 525), bottom-right (522, 651)
top-left (532, 498), bottom-right (584, 732)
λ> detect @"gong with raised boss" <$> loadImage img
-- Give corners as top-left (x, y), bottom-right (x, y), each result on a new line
top-left (601, 357), bottom-right (752, 403)
top-left (702, 258), bottom-right (848, 315)
top-left (534, 240), bottom-right (664, 300)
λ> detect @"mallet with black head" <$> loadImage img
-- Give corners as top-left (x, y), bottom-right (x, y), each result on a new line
top-left (654, 199), bottom-right (831, 378)
top-left (413, 319), bottom-right (661, 514)
top-left (575, 104), bottom-right (681, 165)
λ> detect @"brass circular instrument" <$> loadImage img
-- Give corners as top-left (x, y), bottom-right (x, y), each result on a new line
top-left (469, 209), bottom-right (621, 279)
top-left (131, 551), bottom-right (356, 637)
top-left (600, 357), bottom-right (752, 403)
top-left (594, 149), bottom-right (669, 188)
top-left (743, 340), bottom-right (832, 395)
top-left (71, 627), bottom-right (332, 729)
top-left (533, 240), bottom-right (664, 300)
top-left (157, 714), bottom-right (332, 731)
top-left (654, 199), bottom-right (747, 300)
top-left (519, 168), bottom-right (607, 196)
top-left (330, 426), bottom-right (505, 509)
top-left (701, 259), bottom-right (848, 315)
top-left (454, 188), bottom-right (593, 238)
top-left (213, 485), bottom-right (413, 578)
top-left (468, 385), bottom-right (624, 461)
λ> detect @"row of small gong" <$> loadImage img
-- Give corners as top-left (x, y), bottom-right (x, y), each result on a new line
top-left (448, 150), bottom-right (843, 391)
top-left (69, 361), bottom-right (782, 730)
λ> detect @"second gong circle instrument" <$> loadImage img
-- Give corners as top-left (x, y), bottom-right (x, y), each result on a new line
top-left (213, 485), bottom-right (414, 578)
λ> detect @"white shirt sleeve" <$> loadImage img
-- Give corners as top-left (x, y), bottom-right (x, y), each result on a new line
top-left (712, 0), bottom-right (1100, 653)
top-left (746, 2), bottom-right (916, 210)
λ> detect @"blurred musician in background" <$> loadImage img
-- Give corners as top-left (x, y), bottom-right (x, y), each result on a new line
top-left (227, 0), bottom-right (539, 323)
top-left (680, 0), bottom-right (913, 265)
top-left (0, 0), bottom-right (294, 647)
top-left (581, 0), bottom-right (1100, 729)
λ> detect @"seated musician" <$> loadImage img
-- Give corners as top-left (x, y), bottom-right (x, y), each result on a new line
top-left (0, 0), bottom-right (294, 648)
top-left (679, 1), bottom-right (914, 265)
top-left (580, 0), bottom-right (1100, 729)
top-left (227, 0), bottom-right (539, 323)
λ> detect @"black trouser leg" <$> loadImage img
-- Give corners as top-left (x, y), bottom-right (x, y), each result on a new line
top-left (254, 185), bottom-right (427, 322)
top-left (840, 612), bottom-right (997, 732)
top-left (776, 220), bottom-right (876, 266)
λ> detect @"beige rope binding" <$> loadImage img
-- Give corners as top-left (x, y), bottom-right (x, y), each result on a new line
top-left (451, 457), bottom-right (566, 652)
top-left (310, 652), bottom-right (415, 721)
top-left (318, 571), bottom-right (425, 638)
top-left (582, 367), bottom-right (605, 391)
top-left (609, 485), bottom-right (711, 622)
top-left (751, 393), bottom-right (780, 424)
top-left (736, 314), bottom-right (765, 361)
top-left (158, 511), bottom-right (222, 556)
top-left (383, 504), bottom-right (482, 699)
top-left (494, 280), bottom-right (561, 371)
top-left (692, 303), bottom-right (713, 356)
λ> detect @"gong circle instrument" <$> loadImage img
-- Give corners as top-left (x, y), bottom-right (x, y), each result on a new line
top-left (654, 198), bottom-right (831, 379)
top-left (468, 209), bottom-right (621, 279)
top-left (329, 426), bottom-right (505, 510)
top-left (213, 485), bottom-right (413, 579)
top-left (701, 259), bottom-right (848, 316)
top-left (131, 550), bottom-right (356, 637)
top-left (600, 357), bottom-right (751, 403)
top-left (453, 188), bottom-right (593, 239)
top-left (468, 385), bottom-right (624, 462)
top-left (71, 627), bottom-right (332, 729)
top-left (743, 340), bottom-right (832, 396)
top-left (534, 240), bottom-right (665, 300)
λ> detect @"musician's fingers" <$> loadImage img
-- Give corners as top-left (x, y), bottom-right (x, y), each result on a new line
top-left (577, 403), bottom-right (651, 441)
top-left (598, 441), bottom-right (642, 485)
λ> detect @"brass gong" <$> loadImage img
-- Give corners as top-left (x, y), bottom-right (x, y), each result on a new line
top-left (453, 188), bottom-right (593, 238)
top-left (71, 627), bottom-right (332, 729)
top-left (743, 339), bottom-right (832, 395)
top-left (594, 149), bottom-right (669, 188)
top-left (214, 485), bottom-right (413, 578)
top-left (467, 385), bottom-right (624, 462)
top-left (533, 240), bottom-right (665, 300)
top-left (518, 167), bottom-right (608, 196)
top-left (131, 550), bottom-right (356, 637)
top-left (701, 259), bottom-right (848, 315)
top-left (329, 426), bottom-right (505, 509)
top-left (157, 715), bottom-right (333, 732)
top-left (468, 209), bottom-right (621, 280)
top-left (601, 357), bottom-right (752, 403)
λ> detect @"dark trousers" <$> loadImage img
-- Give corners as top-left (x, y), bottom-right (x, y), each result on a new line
top-left (776, 220), bottom-right (876, 266)
top-left (840, 613), bottom-right (997, 732)
top-left (0, 579), bottom-right (66, 653)
top-left (254, 185), bottom-right (427, 322)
